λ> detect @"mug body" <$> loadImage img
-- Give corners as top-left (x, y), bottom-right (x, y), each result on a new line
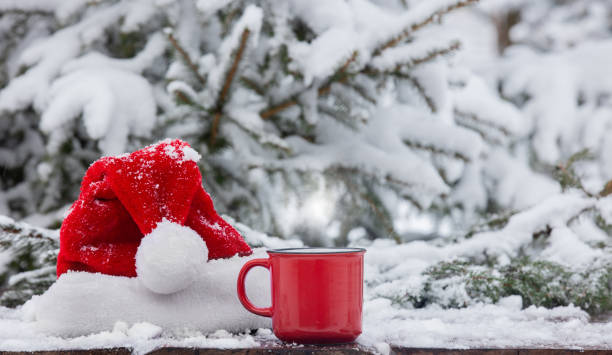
top-left (267, 248), bottom-right (365, 344)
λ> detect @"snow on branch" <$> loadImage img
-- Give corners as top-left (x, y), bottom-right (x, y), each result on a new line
top-left (252, 115), bottom-right (453, 201)
top-left (370, 40), bottom-right (461, 72)
top-left (166, 31), bottom-right (207, 86)
top-left (259, 52), bottom-right (358, 120)
top-left (205, 5), bottom-right (262, 103)
top-left (0, 215), bottom-right (58, 245)
top-left (375, 106), bottom-right (483, 162)
top-left (0, 0), bottom-right (89, 22)
top-left (453, 76), bottom-right (525, 143)
top-left (449, 192), bottom-right (597, 260)
top-left (0, 2), bottom-right (138, 112)
top-left (210, 29), bottom-right (251, 146)
top-left (374, 0), bottom-right (479, 55)
top-left (0, 215), bottom-right (58, 307)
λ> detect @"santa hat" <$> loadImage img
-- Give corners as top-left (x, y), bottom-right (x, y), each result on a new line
top-left (57, 139), bottom-right (252, 280)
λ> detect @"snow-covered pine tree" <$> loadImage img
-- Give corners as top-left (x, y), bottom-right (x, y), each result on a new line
top-left (362, 0), bottom-right (612, 315)
top-left (0, 1), bottom-right (167, 221)
top-left (0, 215), bottom-right (58, 307)
top-left (161, 0), bottom-right (498, 243)
top-left (0, 0), bottom-right (503, 242)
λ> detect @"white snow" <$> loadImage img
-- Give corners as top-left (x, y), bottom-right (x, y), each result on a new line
top-left (0, 0), bottom-right (90, 23)
top-left (18, 248), bottom-right (271, 337)
top-left (541, 227), bottom-right (602, 267)
top-left (163, 144), bottom-right (179, 160)
top-left (483, 148), bottom-right (560, 210)
top-left (359, 299), bottom-right (612, 350)
top-left (124, 322), bottom-right (162, 341)
top-left (450, 192), bottom-right (595, 259)
top-left (453, 75), bottom-right (525, 138)
top-left (40, 67), bottom-right (156, 155)
top-left (180, 146), bottom-right (202, 163)
top-left (0, 239), bottom-right (609, 351)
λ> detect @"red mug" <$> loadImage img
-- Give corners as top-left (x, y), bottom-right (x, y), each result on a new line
top-left (237, 247), bottom-right (366, 344)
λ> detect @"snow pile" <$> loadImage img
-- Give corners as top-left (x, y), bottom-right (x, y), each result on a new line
top-left (2, 300), bottom-right (610, 353)
top-left (360, 297), bottom-right (612, 350)
top-left (21, 246), bottom-right (270, 337)
top-left (0, 311), bottom-right (261, 353)
top-left (0, 1), bottom-right (163, 156)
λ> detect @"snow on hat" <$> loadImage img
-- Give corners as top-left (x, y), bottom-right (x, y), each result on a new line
top-left (57, 139), bottom-right (252, 278)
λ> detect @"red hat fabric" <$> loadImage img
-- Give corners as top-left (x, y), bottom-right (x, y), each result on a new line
top-left (57, 139), bottom-right (252, 278)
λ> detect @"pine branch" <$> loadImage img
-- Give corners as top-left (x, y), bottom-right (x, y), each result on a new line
top-left (342, 82), bottom-right (377, 104)
top-left (410, 75), bottom-right (437, 111)
top-left (166, 32), bottom-right (207, 86)
top-left (454, 109), bottom-right (513, 137)
top-left (0, 218), bottom-right (57, 244)
top-left (340, 174), bottom-right (402, 244)
top-left (260, 40), bottom-right (458, 120)
top-left (245, 163), bottom-right (419, 192)
top-left (0, 217), bottom-right (58, 307)
top-left (554, 148), bottom-right (595, 196)
top-left (318, 51), bottom-right (358, 95)
top-left (402, 139), bottom-right (470, 162)
top-left (260, 52), bottom-right (357, 119)
top-left (454, 115), bottom-right (504, 145)
top-left (225, 116), bottom-right (292, 154)
top-left (374, 0), bottom-right (479, 55)
top-left (216, 29), bottom-right (251, 110)
top-left (173, 90), bottom-right (207, 111)
top-left (240, 76), bottom-right (265, 96)
top-left (367, 41), bottom-right (461, 76)
top-left (209, 112), bottom-right (223, 146)
top-left (394, 72), bottom-right (438, 112)
top-left (395, 41), bottom-right (461, 71)
top-left (0, 9), bottom-right (48, 16)
top-left (600, 180), bottom-right (612, 197)
top-left (260, 98), bottom-right (299, 119)
top-left (465, 210), bottom-right (518, 238)
top-left (210, 29), bottom-right (251, 146)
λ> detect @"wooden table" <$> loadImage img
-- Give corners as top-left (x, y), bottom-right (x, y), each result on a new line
top-left (2, 346), bottom-right (611, 355)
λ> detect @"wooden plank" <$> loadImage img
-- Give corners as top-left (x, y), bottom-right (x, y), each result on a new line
top-left (518, 350), bottom-right (612, 355)
top-left (2, 347), bottom-right (612, 355)
top-left (149, 344), bottom-right (367, 355)
top-left (0, 349), bottom-right (131, 355)
top-left (392, 349), bottom-right (517, 355)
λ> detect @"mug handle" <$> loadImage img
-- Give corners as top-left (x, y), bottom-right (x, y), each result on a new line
top-left (237, 258), bottom-right (273, 317)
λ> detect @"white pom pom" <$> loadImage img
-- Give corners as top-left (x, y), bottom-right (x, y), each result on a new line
top-left (136, 219), bottom-right (208, 294)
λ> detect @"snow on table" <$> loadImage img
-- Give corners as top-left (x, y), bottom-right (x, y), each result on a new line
top-left (0, 285), bottom-right (611, 354)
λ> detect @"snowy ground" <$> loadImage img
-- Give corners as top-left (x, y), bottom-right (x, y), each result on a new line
top-left (0, 287), bottom-right (610, 354)
top-left (1, 306), bottom-right (611, 354)
top-left (0, 243), bottom-right (610, 354)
